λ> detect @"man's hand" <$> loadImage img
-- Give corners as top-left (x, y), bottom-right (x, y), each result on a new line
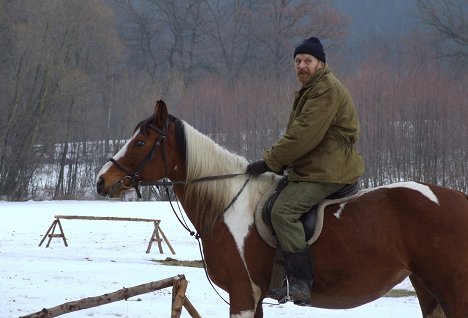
top-left (246, 160), bottom-right (271, 177)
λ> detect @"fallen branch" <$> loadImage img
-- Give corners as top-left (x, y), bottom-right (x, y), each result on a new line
top-left (21, 275), bottom-right (185, 318)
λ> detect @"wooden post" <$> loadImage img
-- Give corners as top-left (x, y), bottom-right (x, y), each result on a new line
top-left (39, 215), bottom-right (175, 254)
top-left (183, 297), bottom-right (203, 318)
top-left (146, 221), bottom-right (176, 254)
top-left (171, 277), bottom-right (180, 317)
top-left (146, 221), bottom-right (163, 254)
top-left (55, 219), bottom-right (68, 247)
top-left (159, 227), bottom-right (176, 255)
top-left (21, 275), bottom-right (202, 318)
top-left (171, 276), bottom-right (188, 318)
top-left (38, 219), bottom-right (68, 248)
top-left (38, 220), bottom-right (57, 247)
top-left (20, 275), bottom-right (186, 318)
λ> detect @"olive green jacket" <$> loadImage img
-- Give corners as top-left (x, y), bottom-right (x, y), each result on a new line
top-left (264, 65), bottom-right (364, 183)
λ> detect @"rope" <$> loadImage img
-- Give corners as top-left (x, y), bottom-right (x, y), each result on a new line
top-left (162, 181), bottom-right (194, 235)
top-left (148, 174), bottom-right (251, 306)
top-left (196, 237), bottom-right (230, 305)
top-left (150, 175), bottom-right (287, 307)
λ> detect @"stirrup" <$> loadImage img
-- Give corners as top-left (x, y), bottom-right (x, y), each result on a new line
top-left (278, 277), bottom-right (291, 304)
top-left (277, 277), bottom-right (313, 306)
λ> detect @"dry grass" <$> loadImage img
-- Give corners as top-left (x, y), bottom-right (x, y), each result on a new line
top-left (152, 257), bottom-right (204, 268)
top-left (384, 289), bottom-right (416, 298)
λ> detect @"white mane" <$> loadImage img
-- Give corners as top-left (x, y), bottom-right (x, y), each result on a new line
top-left (184, 122), bottom-right (248, 179)
top-left (182, 121), bottom-right (274, 230)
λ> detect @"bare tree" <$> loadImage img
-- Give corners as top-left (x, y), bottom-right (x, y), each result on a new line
top-left (202, 0), bottom-right (258, 83)
top-left (344, 33), bottom-right (467, 191)
top-left (117, 0), bottom-right (208, 86)
top-left (0, 0), bottom-right (124, 199)
top-left (416, 0), bottom-right (468, 72)
top-left (1, 0), bottom-right (466, 199)
top-left (117, 0), bottom-right (346, 84)
top-left (252, 0), bottom-right (346, 79)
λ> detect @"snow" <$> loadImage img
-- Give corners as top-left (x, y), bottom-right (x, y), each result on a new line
top-left (0, 200), bottom-right (421, 317)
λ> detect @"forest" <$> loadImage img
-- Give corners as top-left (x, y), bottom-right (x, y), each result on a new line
top-left (0, 0), bottom-right (466, 200)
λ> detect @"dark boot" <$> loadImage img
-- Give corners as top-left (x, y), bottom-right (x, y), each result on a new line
top-left (269, 248), bottom-right (313, 306)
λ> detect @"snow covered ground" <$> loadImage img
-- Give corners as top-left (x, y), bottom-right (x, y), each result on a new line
top-left (0, 200), bottom-right (421, 317)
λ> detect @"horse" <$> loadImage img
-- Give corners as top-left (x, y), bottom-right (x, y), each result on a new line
top-left (96, 100), bottom-right (468, 318)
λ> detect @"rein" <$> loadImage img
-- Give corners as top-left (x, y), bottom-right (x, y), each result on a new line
top-left (107, 116), bottom-right (251, 305)
top-left (158, 174), bottom-right (251, 306)
top-left (140, 173), bottom-right (247, 187)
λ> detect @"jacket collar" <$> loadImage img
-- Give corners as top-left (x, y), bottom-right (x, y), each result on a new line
top-left (302, 64), bottom-right (329, 89)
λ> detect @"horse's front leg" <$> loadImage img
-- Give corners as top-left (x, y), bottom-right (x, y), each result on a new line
top-left (229, 290), bottom-right (262, 318)
top-left (227, 279), bottom-right (263, 318)
top-left (254, 299), bottom-right (264, 318)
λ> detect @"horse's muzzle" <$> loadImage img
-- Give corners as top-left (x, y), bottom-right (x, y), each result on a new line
top-left (96, 177), bottom-right (105, 195)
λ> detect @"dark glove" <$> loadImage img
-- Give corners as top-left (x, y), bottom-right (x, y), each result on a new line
top-left (246, 160), bottom-right (271, 177)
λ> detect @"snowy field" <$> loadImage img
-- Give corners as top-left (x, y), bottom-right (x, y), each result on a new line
top-left (0, 200), bottom-right (421, 318)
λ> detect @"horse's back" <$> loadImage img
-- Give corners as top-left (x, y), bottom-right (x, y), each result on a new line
top-left (310, 182), bottom-right (468, 311)
top-left (322, 182), bottom-right (468, 259)
top-left (394, 184), bottom-right (468, 253)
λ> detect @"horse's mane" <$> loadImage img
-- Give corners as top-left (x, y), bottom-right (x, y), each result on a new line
top-left (136, 113), bottom-right (274, 231)
top-left (182, 121), bottom-right (251, 230)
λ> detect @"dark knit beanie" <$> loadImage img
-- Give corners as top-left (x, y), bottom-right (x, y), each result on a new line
top-left (294, 37), bottom-right (326, 63)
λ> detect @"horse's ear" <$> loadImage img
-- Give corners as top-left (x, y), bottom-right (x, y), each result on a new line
top-left (154, 100), bottom-right (168, 126)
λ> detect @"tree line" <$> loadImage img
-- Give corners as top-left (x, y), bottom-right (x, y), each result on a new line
top-left (0, 0), bottom-right (466, 200)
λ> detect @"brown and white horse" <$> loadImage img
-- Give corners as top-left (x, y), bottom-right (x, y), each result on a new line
top-left (97, 101), bottom-right (468, 318)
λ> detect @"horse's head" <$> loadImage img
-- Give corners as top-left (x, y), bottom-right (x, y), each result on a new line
top-left (96, 100), bottom-right (186, 198)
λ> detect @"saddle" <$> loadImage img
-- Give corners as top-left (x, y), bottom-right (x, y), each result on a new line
top-left (262, 177), bottom-right (359, 242)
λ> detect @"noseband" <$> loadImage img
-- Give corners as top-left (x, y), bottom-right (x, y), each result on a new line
top-left (108, 118), bottom-right (170, 198)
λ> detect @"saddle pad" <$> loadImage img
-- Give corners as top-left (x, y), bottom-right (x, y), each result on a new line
top-left (254, 182), bottom-right (364, 248)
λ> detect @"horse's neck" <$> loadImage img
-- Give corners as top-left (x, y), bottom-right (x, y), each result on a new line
top-left (183, 122), bottom-right (247, 178)
top-left (174, 122), bottom-right (249, 232)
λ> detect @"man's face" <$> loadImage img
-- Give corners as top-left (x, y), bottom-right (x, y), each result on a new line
top-left (294, 54), bottom-right (323, 85)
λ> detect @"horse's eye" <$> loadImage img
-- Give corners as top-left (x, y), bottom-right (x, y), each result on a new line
top-left (135, 140), bottom-right (145, 147)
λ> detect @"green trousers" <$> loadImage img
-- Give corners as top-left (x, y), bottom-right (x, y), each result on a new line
top-left (271, 181), bottom-right (344, 252)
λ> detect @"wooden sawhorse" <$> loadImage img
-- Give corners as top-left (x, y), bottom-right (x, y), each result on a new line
top-left (39, 215), bottom-right (176, 254)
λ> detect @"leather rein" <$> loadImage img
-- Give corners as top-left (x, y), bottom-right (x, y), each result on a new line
top-left (107, 116), bottom-right (251, 305)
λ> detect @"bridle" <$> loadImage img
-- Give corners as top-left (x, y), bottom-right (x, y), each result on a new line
top-left (108, 118), bottom-right (170, 199)
top-left (107, 117), bottom-right (247, 198)
top-left (106, 115), bottom-right (251, 305)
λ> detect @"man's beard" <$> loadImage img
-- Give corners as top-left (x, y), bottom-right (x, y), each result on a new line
top-left (297, 71), bottom-right (312, 84)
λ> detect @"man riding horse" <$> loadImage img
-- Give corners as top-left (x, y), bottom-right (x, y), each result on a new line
top-left (246, 36), bottom-right (365, 305)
